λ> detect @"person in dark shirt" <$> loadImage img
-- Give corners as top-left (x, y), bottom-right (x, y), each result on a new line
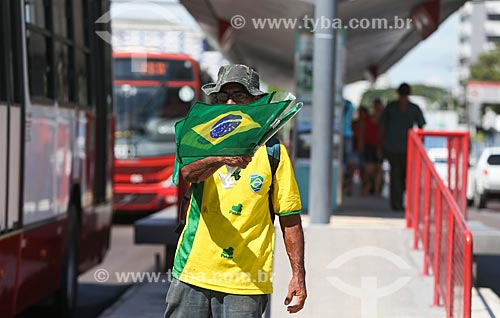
top-left (379, 83), bottom-right (426, 211)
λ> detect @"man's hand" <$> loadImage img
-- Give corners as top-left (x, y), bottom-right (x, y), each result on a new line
top-left (223, 154), bottom-right (253, 169)
top-left (181, 154), bottom-right (254, 183)
top-left (279, 214), bottom-right (306, 314)
top-left (284, 274), bottom-right (307, 313)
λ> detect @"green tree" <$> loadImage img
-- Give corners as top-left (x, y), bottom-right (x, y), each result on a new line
top-left (470, 45), bottom-right (500, 81)
top-left (360, 84), bottom-right (454, 109)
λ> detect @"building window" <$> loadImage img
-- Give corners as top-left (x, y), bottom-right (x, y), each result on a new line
top-left (487, 36), bottom-right (500, 43)
top-left (459, 57), bottom-right (470, 66)
top-left (487, 14), bottom-right (500, 21)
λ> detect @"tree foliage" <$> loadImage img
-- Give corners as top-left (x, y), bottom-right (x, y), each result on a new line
top-left (360, 84), bottom-right (452, 109)
top-left (470, 45), bottom-right (500, 82)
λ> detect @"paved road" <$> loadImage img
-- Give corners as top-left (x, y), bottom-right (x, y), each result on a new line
top-left (467, 199), bottom-right (500, 300)
top-left (21, 221), bottom-right (164, 318)
top-left (468, 199), bottom-right (500, 229)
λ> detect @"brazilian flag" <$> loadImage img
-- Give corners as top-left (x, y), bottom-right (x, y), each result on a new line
top-left (172, 93), bottom-right (302, 184)
top-left (189, 111), bottom-right (262, 146)
top-left (177, 99), bottom-right (290, 158)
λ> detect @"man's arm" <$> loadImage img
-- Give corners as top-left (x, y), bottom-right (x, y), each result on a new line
top-left (279, 213), bottom-right (306, 314)
top-left (181, 155), bottom-right (253, 183)
top-left (416, 105), bottom-right (426, 129)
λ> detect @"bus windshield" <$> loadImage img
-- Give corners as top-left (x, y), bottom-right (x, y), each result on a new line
top-left (114, 84), bottom-right (194, 158)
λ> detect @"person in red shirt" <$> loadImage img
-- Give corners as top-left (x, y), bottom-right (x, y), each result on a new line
top-left (358, 101), bottom-right (384, 196)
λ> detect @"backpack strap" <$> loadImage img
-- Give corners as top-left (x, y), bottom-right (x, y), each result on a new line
top-left (176, 138), bottom-right (281, 233)
top-left (266, 136), bottom-right (280, 224)
top-left (175, 185), bottom-right (193, 233)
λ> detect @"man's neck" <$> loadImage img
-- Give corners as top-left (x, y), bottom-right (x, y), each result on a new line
top-left (399, 97), bottom-right (409, 108)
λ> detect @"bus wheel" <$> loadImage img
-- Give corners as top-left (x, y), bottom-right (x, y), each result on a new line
top-left (54, 204), bottom-right (81, 317)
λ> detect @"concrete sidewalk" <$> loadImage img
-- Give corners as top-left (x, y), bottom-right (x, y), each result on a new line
top-left (271, 214), bottom-right (443, 318)
top-left (98, 196), bottom-right (500, 318)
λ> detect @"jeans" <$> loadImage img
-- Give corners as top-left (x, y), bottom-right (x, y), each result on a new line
top-left (164, 279), bottom-right (269, 318)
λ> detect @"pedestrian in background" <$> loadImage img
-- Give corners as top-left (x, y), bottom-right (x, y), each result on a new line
top-left (379, 83), bottom-right (426, 211)
top-left (342, 99), bottom-right (356, 196)
top-left (372, 98), bottom-right (384, 197)
top-left (357, 105), bottom-right (381, 196)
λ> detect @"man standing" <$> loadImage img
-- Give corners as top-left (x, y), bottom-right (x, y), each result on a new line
top-left (379, 83), bottom-right (425, 211)
top-left (165, 64), bottom-right (306, 317)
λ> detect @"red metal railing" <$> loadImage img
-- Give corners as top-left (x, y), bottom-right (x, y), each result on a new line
top-left (405, 130), bottom-right (473, 318)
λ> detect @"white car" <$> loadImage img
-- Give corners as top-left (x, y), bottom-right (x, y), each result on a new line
top-left (472, 147), bottom-right (500, 209)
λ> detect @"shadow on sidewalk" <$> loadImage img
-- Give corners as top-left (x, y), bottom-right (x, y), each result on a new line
top-left (336, 193), bottom-right (405, 219)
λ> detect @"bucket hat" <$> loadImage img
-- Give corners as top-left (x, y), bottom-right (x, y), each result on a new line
top-left (201, 64), bottom-right (266, 96)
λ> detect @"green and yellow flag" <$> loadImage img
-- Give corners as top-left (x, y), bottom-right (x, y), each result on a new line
top-left (190, 111), bottom-right (262, 146)
top-left (177, 99), bottom-right (290, 160)
top-left (172, 93), bottom-right (302, 185)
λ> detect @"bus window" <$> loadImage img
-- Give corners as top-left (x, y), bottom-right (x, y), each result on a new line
top-left (0, 37), bottom-right (6, 102)
top-left (52, 0), bottom-right (68, 37)
top-left (75, 51), bottom-right (89, 106)
top-left (73, 0), bottom-right (87, 47)
top-left (26, 31), bottom-right (52, 99)
top-left (54, 42), bottom-right (70, 103)
top-left (25, 0), bottom-right (48, 29)
top-left (114, 85), bottom-right (193, 158)
top-left (25, 0), bottom-right (55, 100)
top-left (72, 0), bottom-right (92, 107)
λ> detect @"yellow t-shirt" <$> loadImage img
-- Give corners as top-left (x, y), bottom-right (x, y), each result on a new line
top-left (172, 144), bottom-right (301, 295)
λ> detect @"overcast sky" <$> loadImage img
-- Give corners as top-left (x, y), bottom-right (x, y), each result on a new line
top-left (386, 12), bottom-right (459, 91)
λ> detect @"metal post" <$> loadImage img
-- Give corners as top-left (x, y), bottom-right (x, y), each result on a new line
top-left (405, 133), bottom-right (414, 228)
top-left (433, 189), bottom-right (442, 307)
top-left (462, 133), bottom-right (470, 218)
top-left (309, 0), bottom-right (338, 224)
top-left (463, 232), bottom-right (473, 318)
top-left (423, 168), bottom-right (431, 276)
top-left (445, 211), bottom-right (455, 316)
top-left (413, 151), bottom-right (422, 250)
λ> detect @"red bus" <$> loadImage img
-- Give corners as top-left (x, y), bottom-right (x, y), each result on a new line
top-left (0, 1), bottom-right (114, 317)
top-left (112, 52), bottom-right (200, 213)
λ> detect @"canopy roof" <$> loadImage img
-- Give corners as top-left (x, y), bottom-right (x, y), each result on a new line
top-left (180, 0), bottom-right (464, 90)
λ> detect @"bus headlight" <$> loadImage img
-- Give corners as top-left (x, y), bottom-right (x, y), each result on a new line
top-left (178, 86), bottom-right (195, 103)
